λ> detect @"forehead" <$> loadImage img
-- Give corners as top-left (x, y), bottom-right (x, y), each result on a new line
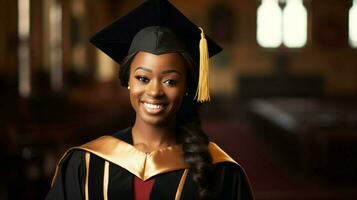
top-left (130, 51), bottom-right (187, 73)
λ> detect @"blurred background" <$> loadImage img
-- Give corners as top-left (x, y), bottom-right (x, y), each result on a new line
top-left (1, 0), bottom-right (357, 199)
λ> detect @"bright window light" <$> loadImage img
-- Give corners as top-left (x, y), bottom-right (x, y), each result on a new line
top-left (257, 0), bottom-right (283, 48)
top-left (49, 2), bottom-right (63, 92)
top-left (18, 0), bottom-right (31, 98)
top-left (283, 0), bottom-right (307, 48)
top-left (349, 0), bottom-right (357, 48)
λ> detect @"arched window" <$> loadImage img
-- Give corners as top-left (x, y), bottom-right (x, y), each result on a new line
top-left (283, 0), bottom-right (307, 47)
top-left (257, 0), bottom-right (283, 48)
top-left (257, 0), bottom-right (308, 48)
top-left (349, 0), bottom-right (357, 48)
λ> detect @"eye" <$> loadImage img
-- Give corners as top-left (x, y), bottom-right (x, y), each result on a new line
top-left (163, 79), bottom-right (178, 86)
top-left (135, 75), bottom-right (149, 83)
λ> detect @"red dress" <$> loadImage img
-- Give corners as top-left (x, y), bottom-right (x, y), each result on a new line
top-left (133, 176), bottom-right (155, 200)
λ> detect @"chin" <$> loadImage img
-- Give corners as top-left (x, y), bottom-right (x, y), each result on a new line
top-left (140, 114), bottom-right (175, 126)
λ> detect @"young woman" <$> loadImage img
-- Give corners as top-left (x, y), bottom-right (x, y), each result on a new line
top-left (46, 0), bottom-right (254, 199)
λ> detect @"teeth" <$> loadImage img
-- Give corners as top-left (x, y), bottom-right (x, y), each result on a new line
top-left (144, 102), bottom-right (162, 109)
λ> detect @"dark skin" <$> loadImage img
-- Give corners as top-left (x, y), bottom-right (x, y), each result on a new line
top-left (128, 51), bottom-right (187, 153)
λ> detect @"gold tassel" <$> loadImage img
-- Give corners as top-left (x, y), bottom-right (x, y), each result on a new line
top-left (195, 27), bottom-right (210, 102)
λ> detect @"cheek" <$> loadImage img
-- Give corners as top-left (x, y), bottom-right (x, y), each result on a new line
top-left (129, 86), bottom-right (142, 110)
top-left (167, 86), bottom-right (186, 106)
top-left (128, 74), bottom-right (139, 103)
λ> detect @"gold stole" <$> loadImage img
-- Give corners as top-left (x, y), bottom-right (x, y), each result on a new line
top-left (51, 136), bottom-right (253, 200)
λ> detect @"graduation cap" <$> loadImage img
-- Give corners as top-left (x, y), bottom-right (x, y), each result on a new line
top-left (90, 0), bottom-right (222, 102)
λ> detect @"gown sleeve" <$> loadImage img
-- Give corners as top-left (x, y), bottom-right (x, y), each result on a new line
top-left (213, 162), bottom-right (254, 200)
top-left (45, 150), bottom-right (86, 200)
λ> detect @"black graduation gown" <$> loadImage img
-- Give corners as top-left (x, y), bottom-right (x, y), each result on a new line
top-left (46, 128), bottom-right (254, 200)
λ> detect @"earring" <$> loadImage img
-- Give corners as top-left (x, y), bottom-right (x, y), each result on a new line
top-left (127, 86), bottom-right (131, 90)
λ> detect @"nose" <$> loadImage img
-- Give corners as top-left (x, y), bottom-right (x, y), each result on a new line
top-left (147, 79), bottom-right (164, 97)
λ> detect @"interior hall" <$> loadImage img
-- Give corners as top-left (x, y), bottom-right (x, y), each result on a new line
top-left (1, 0), bottom-right (357, 199)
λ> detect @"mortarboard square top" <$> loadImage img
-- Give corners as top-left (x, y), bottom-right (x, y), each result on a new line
top-left (89, 0), bottom-right (222, 65)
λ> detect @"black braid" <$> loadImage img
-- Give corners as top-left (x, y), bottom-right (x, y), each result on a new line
top-left (120, 52), bottom-right (214, 199)
top-left (175, 101), bottom-right (213, 199)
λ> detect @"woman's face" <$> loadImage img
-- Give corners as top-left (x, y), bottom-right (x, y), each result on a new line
top-left (128, 51), bottom-right (187, 126)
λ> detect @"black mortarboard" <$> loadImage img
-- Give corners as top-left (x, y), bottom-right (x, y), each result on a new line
top-left (90, 0), bottom-right (222, 102)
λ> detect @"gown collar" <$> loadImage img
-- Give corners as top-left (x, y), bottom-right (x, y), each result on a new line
top-left (64, 127), bottom-right (237, 181)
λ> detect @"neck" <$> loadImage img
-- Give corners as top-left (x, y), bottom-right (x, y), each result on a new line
top-left (132, 120), bottom-right (177, 152)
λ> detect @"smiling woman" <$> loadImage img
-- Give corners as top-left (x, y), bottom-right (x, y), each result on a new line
top-left (129, 52), bottom-right (187, 127)
top-left (45, 0), bottom-right (254, 200)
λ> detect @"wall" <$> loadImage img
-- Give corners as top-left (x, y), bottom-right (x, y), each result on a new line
top-left (1, 0), bottom-right (356, 96)
top-left (172, 0), bottom-right (357, 96)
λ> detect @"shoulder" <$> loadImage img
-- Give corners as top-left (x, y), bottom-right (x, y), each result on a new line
top-left (209, 142), bottom-right (255, 200)
top-left (50, 128), bottom-right (132, 187)
top-left (208, 142), bottom-right (237, 164)
top-left (56, 130), bottom-right (130, 169)
top-left (50, 149), bottom-right (87, 187)
top-left (208, 142), bottom-right (245, 180)
top-left (63, 127), bottom-right (132, 162)
top-left (57, 148), bottom-right (86, 167)
top-left (208, 142), bottom-right (248, 182)
top-left (212, 162), bottom-right (255, 200)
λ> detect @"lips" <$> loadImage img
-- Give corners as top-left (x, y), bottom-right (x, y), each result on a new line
top-left (142, 102), bottom-right (167, 114)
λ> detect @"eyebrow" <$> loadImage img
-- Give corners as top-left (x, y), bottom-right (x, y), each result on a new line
top-left (135, 67), bottom-right (182, 75)
top-left (135, 66), bottom-right (152, 72)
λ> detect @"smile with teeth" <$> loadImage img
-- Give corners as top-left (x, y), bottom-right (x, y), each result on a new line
top-left (143, 102), bottom-right (165, 113)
